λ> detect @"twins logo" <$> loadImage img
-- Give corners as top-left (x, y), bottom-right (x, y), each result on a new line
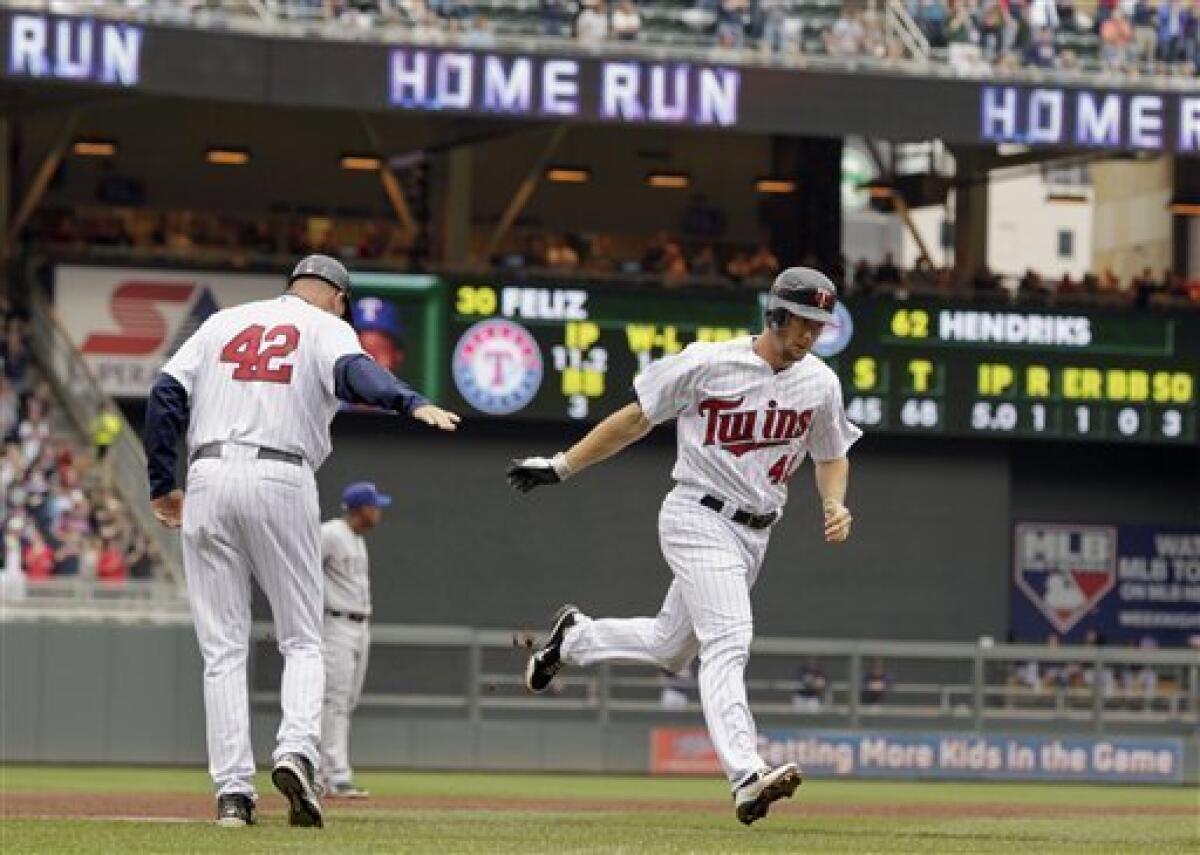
top-left (453, 318), bottom-right (544, 416)
top-left (699, 396), bottom-right (812, 457)
top-left (1014, 524), bottom-right (1118, 634)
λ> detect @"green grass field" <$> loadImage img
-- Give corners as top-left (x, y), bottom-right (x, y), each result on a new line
top-left (2, 766), bottom-right (1197, 853)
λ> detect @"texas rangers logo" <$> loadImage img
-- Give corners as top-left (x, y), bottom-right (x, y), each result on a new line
top-left (453, 319), bottom-right (543, 415)
top-left (813, 303), bottom-right (854, 359)
top-left (1014, 524), bottom-right (1118, 633)
top-left (699, 396), bottom-right (812, 457)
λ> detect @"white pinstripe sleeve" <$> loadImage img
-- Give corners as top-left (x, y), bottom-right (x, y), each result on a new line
top-left (314, 315), bottom-right (366, 395)
top-left (806, 373), bottom-right (863, 460)
top-left (160, 316), bottom-right (216, 394)
top-left (633, 343), bottom-right (706, 426)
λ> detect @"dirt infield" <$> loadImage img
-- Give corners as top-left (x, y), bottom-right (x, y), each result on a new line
top-left (2, 792), bottom-right (1194, 822)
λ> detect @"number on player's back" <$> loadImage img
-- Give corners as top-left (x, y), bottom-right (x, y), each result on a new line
top-left (220, 324), bottom-right (301, 383)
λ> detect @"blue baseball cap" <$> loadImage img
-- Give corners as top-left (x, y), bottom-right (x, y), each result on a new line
top-left (342, 481), bottom-right (393, 509)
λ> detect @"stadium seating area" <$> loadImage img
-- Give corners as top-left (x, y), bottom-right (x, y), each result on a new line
top-left (24, 205), bottom-right (1200, 308)
top-left (26, 0), bottom-right (1200, 77)
top-left (0, 300), bottom-right (157, 583)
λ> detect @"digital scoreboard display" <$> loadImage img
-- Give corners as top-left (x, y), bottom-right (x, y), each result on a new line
top-left (443, 277), bottom-right (1198, 445)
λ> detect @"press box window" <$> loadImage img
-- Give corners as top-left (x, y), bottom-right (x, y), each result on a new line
top-left (1057, 229), bottom-right (1074, 259)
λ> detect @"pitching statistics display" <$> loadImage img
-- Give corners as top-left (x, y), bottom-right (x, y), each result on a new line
top-left (445, 277), bottom-right (1198, 445)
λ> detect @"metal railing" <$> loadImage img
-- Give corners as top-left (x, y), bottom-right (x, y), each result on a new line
top-left (249, 624), bottom-right (1200, 733)
top-left (0, 578), bottom-right (190, 622)
top-left (26, 291), bottom-right (184, 585)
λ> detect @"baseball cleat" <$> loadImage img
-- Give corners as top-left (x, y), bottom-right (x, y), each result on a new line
top-left (733, 763), bottom-right (802, 825)
top-left (215, 793), bottom-right (256, 827)
top-left (524, 604), bottom-right (582, 693)
top-left (272, 753), bottom-right (324, 828)
top-left (326, 781), bottom-right (369, 799)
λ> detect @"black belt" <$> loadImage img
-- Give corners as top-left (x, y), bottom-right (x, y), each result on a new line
top-left (700, 494), bottom-right (778, 530)
top-left (191, 442), bottom-right (303, 466)
top-left (326, 609), bottom-right (368, 623)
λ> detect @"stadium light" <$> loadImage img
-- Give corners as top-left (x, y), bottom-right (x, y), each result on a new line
top-left (755, 178), bottom-right (796, 194)
top-left (646, 172), bottom-right (689, 189)
top-left (72, 139), bottom-right (117, 157)
top-left (546, 167), bottom-right (590, 184)
top-left (206, 148), bottom-right (250, 166)
top-left (1169, 201), bottom-right (1200, 216)
top-left (341, 155), bottom-right (382, 171)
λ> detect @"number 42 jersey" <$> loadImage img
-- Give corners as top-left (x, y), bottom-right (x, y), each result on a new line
top-left (161, 294), bottom-right (364, 468)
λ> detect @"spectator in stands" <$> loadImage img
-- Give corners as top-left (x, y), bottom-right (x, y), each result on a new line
top-left (97, 537), bottom-right (129, 583)
top-left (610, 0), bottom-right (642, 40)
top-left (1024, 25), bottom-right (1059, 67)
top-left (716, 0), bottom-right (750, 48)
top-left (546, 235), bottom-right (581, 270)
top-left (660, 239), bottom-right (690, 285)
top-left (3, 316), bottom-right (30, 385)
top-left (575, 0), bottom-right (609, 42)
top-left (1120, 637), bottom-right (1159, 710)
top-left (18, 398), bottom-right (50, 465)
top-left (755, 0), bottom-right (792, 55)
top-left (876, 252), bottom-right (902, 285)
top-left (1028, 0), bottom-right (1060, 30)
top-left (541, 0), bottom-right (577, 37)
top-left (464, 15), bottom-right (497, 47)
top-left (690, 246), bottom-right (719, 277)
top-left (945, 1), bottom-right (983, 71)
top-left (1101, 7), bottom-right (1135, 69)
top-left (725, 250), bottom-right (753, 281)
top-left (1132, 0), bottom-right (1159, 70)
top-left (89, 404), bottom-right (122, 462)
top-left (583, 234), bottom-right (617, 272)
top-left (22, 527), bottom-right (54, 581)
top-left (861, 658), bottom-right (892, 708)
top-left (914, 0), bottom-right (950, 47)
top-left (0, 378), bottom-right (17, 442)
top-left (825, 7), bottom-right (865, 56)
top-left (978, 0), bottom-right (1014, 60)
top-left (745, 243), bottom-right (781, 281)
top-left (1157, 0), bottom-right (1188, 63)
top-left (792, 658), bottom-right (828, 712)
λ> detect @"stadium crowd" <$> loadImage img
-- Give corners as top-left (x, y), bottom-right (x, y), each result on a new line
top-left (32, 0), bottom-right (1200, 76)
top-left (25, 206), bottom-right (1200, 307)
top-left (0, 300), bottom-right (156, 584)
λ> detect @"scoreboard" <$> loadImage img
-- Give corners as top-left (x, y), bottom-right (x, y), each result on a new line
top-left (441, 276), bottom-right (1198, 445)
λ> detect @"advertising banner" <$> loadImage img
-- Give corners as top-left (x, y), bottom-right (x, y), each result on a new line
top-left (650, 728), bottom-right (1184, 783)
top-left (1012, 523), bottom-right (1200, 646)
top-left (55, 265), bottom-right (281, 397)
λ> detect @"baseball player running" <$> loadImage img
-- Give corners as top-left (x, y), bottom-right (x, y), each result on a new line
top-left (143, 255), bottom-right (458, 828)
top-left (508, 268), bottom-right (860, 825)
top-left (319, 480), bottom-right (390, 799)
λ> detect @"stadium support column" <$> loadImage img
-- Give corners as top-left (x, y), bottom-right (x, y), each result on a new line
top-left (439, 145), bottom-right (473, 267)
top-left (0, 114), bottom-right (8, 273)
top-left (952, 147), bottom-right (989, 285)
top-left (765, 136), bottom-right (842, 270)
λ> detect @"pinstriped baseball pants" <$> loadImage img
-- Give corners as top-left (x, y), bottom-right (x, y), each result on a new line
top-left (181, 445), bottom-right (325, 798)
top-left (561, 486), bottom-right (771, 788)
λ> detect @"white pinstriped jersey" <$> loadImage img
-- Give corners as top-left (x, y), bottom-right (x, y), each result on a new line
top-left (634, 337), bottom-right (861, 514)
top-left (321, 518), bottom-right (371, 616)
top-left (161, 294), bottom-right (364, 468)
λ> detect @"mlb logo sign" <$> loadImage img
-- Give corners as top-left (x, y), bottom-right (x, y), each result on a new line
top-left (1014, 524), bottom-right (1118, 634)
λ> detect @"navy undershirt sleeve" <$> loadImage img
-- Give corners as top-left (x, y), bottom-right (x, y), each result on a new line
top-left (144, 373), bottom-right (190, 499)
top-left (334, 353), bottom-right (430, 415)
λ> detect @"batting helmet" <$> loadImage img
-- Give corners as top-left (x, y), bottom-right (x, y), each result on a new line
top-left (766, 267), bottom-right (838, 328)
top-left (289, 253), bottom-right (352, 299)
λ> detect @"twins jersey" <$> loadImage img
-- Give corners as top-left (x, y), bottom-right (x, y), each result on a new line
top-left (162, 295), bottom-right (364, 467)
top-left (321, 518), bottom-right (371, 616)
top-left (634, 337), bottom-right (861, 513)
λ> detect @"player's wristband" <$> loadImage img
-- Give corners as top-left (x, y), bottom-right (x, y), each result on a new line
top-left (551, 452), bottom-right (574, 481)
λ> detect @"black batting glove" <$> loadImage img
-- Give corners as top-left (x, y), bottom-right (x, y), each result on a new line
top-left (507, 454), bottom-right (571, 493)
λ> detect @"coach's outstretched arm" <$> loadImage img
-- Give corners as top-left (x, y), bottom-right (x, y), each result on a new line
top-left (145, 372), bottom-right (190, 528)
top-left (334, 353), bottom-right (460, 430)
top-left (507, 402), bottom-right (651, 493)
